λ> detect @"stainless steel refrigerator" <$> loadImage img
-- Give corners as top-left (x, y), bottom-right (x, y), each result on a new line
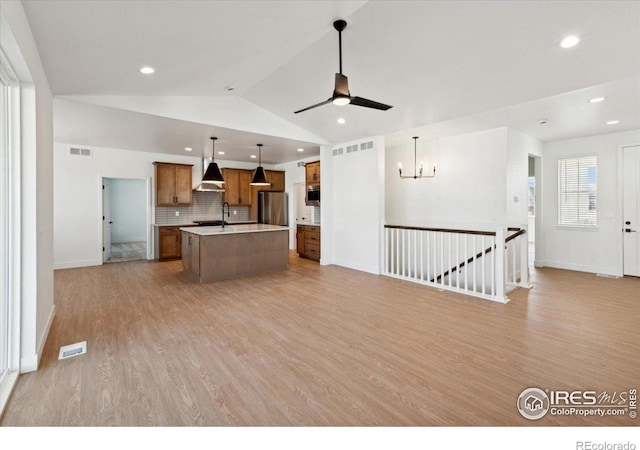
top-left (258, 192), bottom-right (288, 226)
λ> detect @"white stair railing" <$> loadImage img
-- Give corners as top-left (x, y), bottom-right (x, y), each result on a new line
top-left (382, 224), bottom-right (529, 303)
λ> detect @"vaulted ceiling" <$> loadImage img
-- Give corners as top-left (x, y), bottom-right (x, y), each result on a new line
top-left (22, 0), bottom-right (640, 159)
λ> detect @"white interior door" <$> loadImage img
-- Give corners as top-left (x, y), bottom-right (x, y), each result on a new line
top-left (102, 180), bottom-right (112, 262)
top-left (623, 145), bottom-right (640, 276)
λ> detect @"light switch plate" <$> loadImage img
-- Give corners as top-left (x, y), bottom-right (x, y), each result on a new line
top-left (175, 211), bottom-right (179, 217)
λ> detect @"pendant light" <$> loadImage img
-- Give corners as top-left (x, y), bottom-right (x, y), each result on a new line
top-left (250, 143), bottom-right (270, 186)
top-left (202, 137), bottom-right (225, 184)
top-left (399, 136), bottom-right (436, 179)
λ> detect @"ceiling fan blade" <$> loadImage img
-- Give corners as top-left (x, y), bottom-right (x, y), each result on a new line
top-left (350, 96), bottom-right (393, 111)
top-left (334, 73), bottom-right (350, 96)
top-left (294, 98), bottom-right (332, 114)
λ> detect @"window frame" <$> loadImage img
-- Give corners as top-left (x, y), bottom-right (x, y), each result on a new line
top-left (556, 154), bottom-right (598, 230)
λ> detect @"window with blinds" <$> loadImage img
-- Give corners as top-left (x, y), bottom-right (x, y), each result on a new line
top-left (558, 155), bottom-right (597, 227)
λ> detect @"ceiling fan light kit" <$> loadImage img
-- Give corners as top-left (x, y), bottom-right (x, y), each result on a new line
top-left (294, 20), bottom-right (392, 114)
top-left (399, 137), bottom-right (436, 180)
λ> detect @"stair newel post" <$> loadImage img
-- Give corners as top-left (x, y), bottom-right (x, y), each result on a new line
top-left (495, 226), bottom-right (507, 302)
top-left (519, 223), bottom-right (530, 288)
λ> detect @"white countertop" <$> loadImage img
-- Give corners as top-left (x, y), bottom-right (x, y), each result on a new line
top-left (297, 221), bottom-right (320, 226)
top-left (180, 224), bottom-right (289, 236)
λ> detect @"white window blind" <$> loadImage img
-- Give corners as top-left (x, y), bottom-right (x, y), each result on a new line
top-left (558, 155), bottom-right (597, 227)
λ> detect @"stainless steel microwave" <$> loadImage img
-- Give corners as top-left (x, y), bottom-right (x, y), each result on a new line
top-left (306, 186), bottom-right (320, 206)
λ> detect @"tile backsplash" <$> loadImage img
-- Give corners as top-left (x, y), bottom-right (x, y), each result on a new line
top-left (155, 191), bottom-right (249, 224)
top-left (313, 206), bottom-right (320, 223)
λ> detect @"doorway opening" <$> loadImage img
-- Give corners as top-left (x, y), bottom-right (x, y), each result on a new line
top-left (102, 178), bottom-right (148, 263)
top-left (527, 155), bottom-right (542, 266)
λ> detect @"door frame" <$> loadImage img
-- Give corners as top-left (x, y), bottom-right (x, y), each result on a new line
top-left (618, 143), bottom-right (640, 276)
top-left (100, 176), bottom-right (152, 263)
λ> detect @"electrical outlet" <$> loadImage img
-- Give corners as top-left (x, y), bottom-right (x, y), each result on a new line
top-left (175, 211), bottom-right (179, 217)
top-left (233, 210), bottom-right (237, 215)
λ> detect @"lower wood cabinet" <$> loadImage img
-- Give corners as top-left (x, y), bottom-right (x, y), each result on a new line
top-left (297, 225), bottom-right (320, 261)
top-left (181, 231), bottom-right (200, 276)
top-left (158, 226), bottom-right (181, 260)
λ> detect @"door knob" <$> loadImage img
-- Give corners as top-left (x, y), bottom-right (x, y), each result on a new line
top-left (625, 228), bottom-right (637, 233)
top-left (109, 221), bottom-right (113, 224)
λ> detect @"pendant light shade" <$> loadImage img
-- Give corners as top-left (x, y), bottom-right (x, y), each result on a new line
top-left (202, 137), bottom-right (225, 184)
top-left (250, 144), bottom-right (270, 186)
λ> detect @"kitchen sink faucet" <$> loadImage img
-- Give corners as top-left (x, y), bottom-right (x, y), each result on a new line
top-left (222, 202), bottom-right (230, 228)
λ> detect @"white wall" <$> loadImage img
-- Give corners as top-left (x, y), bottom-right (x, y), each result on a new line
top-left (506, 129), bottom-right (542, 226)
top-left (109, 178), bottom-right (147, 243)
top-left (323, 137), bottom-right (385, 274)
top-left (1, 1), bottom-right (55, 372)
top-left (54, 142), bottom-right (274, 268)
top-left (386, 127), bottom-right (510, 230)
top-left (541, 129), bottom-right (640, 276)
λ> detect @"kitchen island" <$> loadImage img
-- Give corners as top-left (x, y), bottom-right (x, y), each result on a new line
top-left (180, 224), bottom-right (289, 283)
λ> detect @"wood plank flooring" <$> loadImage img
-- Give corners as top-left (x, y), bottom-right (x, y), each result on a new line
top-left (1, 253), bottom-right (638, 426)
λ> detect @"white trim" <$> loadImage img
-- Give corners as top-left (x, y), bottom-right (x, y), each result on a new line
top-left (541, 259), bottom-right (621, 277)
top-left (20, 354), bottom-right (37, 374)
top-left (618, 143), bottom-right (640, 276)
top-left (0, 369), bottom-right (18, 417)
top-left (36, 305), bottom-right (55, 366)
top-left (54, 259), bottom-right (102, 270)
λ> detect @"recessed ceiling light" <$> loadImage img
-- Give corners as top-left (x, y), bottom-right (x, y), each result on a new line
top-left (250, 155), bottom-right (257, 159)
top-left (140, 66), bottom-right (155, 74)
top-left (184, 147), bottom-right (192, 152)
top-left (606, 120), bottom-right (620, 125)
top-left (218, 151), bottom-right (225, 155)
top-left (560, 35), bottom-right (580, 49)
top-left (337, 117), bottom-right (346, 124)
top-left (589, 97), bottom-right (605, 103)
top-left (297, 148), bottom-right (304, 152)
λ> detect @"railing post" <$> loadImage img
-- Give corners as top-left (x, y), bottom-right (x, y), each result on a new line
top-left (519, 223), bottom-right (531, 288)
top-left (495, 226), bottom-right (507, 303)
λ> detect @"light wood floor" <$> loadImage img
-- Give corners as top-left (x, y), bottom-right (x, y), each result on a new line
top-left (2, 253), bottom-right (638, 426)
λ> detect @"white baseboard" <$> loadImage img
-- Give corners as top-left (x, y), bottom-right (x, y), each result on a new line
top-left (332, 258), bottom-right (379, 275)
top-left (541, 260), bottom-right (621, 277)
top-left (20, 304), bottom-right (55, 373)
top-left (54, 259), bottom-right (101, 270)
top-left (37, 304), bottom-right (55, 367)
top-left (20, 354), bottom-right (37, 373)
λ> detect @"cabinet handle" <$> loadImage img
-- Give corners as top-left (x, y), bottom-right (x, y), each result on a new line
top-left (189, 236), bottom-right (192, 245)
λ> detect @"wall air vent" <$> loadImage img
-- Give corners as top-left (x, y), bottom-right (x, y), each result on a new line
top-left (70, 147), bottom-right (92, 156)
top-left (332, 148), bottom-right (343, 157)
top-left (361, 141), bottom-right (373, 150)
top-left (297, 161), bottom-right (305, 167)
top-left (346, 144), bottom-right (358, 154)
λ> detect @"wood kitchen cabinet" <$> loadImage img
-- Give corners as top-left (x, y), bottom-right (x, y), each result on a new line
top-left (158, 226), bottom-right (182, 260)
top-left (248, 170), bottom-right (286, 221)
top-left (297, 225), bottom-right (320, 261)
top-left (154, 162), bottom-right (193, 206)
top-left (265, 170), bottom-right (285, 192)
top-left (181, 231), bottom-right (200, 275)
top-left (305, 161), bottom-right (320, 185)
top-left (222, 168), bottom-right (253, 206)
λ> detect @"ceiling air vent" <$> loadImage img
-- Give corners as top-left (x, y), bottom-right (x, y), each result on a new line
top-left (69, 147), bottom-right (92, 156)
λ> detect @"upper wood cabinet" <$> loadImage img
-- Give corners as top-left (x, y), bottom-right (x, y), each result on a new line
top-left (305, 161), bottom-right (320, 185)
top-left (222, 168), bottom-right (253, 206)
top-left (265, 170), bottom-right (285, 192)
top-left (154, 162), bottom-right (193, 206)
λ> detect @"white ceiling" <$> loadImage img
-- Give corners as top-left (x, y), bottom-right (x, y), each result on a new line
top-left (23, 0), bottom-right (640, 159)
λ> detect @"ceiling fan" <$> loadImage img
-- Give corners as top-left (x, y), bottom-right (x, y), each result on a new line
top-left (294, 19), bottom-right (393, 114)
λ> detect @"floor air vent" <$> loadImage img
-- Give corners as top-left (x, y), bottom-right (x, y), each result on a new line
top-left (58, 341), bottom-right (87, 360)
